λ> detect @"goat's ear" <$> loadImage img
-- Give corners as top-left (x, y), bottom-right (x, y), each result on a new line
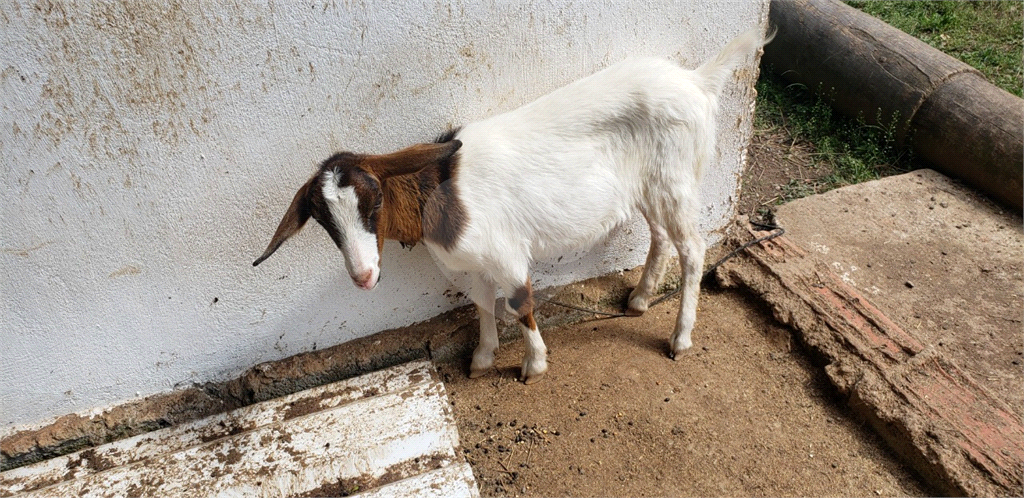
top-left (364, 140), bottom-right (462, 179)
top-left (253, 176), bottom-right (316, 267)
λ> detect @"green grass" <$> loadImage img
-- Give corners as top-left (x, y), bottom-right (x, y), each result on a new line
top-left (755, 72), bottom-right (911, 198)
top-left (755, 1), bottom-right (1023, 202)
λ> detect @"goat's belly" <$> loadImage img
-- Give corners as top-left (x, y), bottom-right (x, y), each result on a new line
top-left (503, 202), bottom-right (636, 261)
top-left (422, 195), bottom-right (634, 276)
top-left (422, 239), bottom-right (491, 275)
top-left (528, 209), bottom-right (633, 260)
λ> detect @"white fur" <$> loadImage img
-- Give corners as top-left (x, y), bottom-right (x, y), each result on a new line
top-left (423, 28), bottom-right (769, 382)
top-left (322, 172), bottom-right (380, 289)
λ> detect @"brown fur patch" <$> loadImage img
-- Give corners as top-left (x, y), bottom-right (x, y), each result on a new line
top-left (518, 312), bottom-right (537, 330)
top-left (507, 280), bottom-right (534, 317)
top-left (253, 176), bottom-right (316, 266)
top-left (376, 174), bottom-right (428, 248)
top-left (421, 147), bottom-right (467, 251)
top-left (363, 141), bottom-right (462, 178)
top-left (363, 138), bottom-right (465, 251)
top-left (422, 181), bottom-right (466, 250)
top-left (349, 170), bottom-right (382, 233)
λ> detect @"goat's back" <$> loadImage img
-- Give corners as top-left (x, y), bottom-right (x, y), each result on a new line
top-left (431, 57), bottom-right (723, 270)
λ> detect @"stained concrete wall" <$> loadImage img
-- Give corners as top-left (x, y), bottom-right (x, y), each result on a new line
top-left (0, 0), bottom-right (768, 432)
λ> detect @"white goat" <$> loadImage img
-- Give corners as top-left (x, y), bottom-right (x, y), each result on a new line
top-left (254, 28), bottom-right (770, 384)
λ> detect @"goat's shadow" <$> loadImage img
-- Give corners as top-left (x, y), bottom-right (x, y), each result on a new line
top-left (543, 290), bottom-right (683, 360)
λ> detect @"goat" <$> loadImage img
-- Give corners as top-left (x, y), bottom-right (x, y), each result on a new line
top-left (254, 28), bottom-right (771, 384)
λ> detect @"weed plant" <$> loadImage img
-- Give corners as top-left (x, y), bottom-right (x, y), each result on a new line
top-left (754, 71), bottom-right (911, 201)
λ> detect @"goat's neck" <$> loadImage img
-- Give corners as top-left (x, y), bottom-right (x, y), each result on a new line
top-left (376, 168), bottom-right (438, 247)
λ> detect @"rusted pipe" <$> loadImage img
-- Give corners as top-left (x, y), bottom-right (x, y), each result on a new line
top-left (763, 0), bottom-right (1023, 211)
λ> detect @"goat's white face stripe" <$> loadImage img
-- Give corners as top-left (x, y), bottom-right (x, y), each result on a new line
top-left (322, 171), bottom-right (380, 290)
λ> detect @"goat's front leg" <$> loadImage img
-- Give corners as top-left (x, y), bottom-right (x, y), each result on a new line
top-left (627, 219), bottom-right (672, 316)
top-left (507, 279), bottom-right (547, 384)
top-left (468, 274), bottom-right (499, 378)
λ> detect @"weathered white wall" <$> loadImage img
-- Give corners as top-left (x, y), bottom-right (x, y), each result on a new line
top-left (0, 0), bottom-right (767, 431)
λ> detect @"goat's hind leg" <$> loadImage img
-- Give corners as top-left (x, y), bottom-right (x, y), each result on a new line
top-left (627, 217), bottom-right (673, 316)
top-left (468, 273), bottom-right (499, 378)
top-left (664, 215), bottom-right (706, 358)
top-left (507, 278), bottom-right (547, 384)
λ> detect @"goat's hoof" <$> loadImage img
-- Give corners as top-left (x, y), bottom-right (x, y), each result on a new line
top-left (520, 371), bottom-right (545, 385)
top-left (669, 333), bottom-right (693, 360)
top-left (626, 293), bottom-right (649, 316)
top-left (469, 350), bottom-right (495, 379)
top-left (670, 343), bottom-right (692, 360)
top-left (519, 358), bottom-right (548, 384)
top-left (625, 306), bottom-right (646, 317)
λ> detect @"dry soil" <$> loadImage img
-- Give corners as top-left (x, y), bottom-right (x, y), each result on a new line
top-left (437, 224), bottom-right (934, 496)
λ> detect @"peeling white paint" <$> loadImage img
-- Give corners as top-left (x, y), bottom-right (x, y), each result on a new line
top-left (0, 361), bottom-right (476, 497)
top-left (0, 1), bottom-right (768, 431)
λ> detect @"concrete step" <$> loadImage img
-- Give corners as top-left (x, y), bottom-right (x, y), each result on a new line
top-left (717, 169), bottom-right (1023, 497)
top-left (0, 360), bottom-right (478, 498)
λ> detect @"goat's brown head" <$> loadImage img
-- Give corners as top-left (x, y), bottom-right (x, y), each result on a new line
top-left (253, 140), bottom-right (462, 290)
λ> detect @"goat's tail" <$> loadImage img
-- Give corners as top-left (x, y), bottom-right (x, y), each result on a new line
top-left (695, 26), bottom-right (774, 96)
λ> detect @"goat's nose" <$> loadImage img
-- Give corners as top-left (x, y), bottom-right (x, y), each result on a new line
top-left (353, 270), bottom-right (375, 290)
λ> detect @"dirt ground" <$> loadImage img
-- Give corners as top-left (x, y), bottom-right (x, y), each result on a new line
top-left (437, 273), bottom-right (929, 497)
top-left (434, 128), bottom-right (934, 497)
top-left (736, 128), bottom-right (839, 221)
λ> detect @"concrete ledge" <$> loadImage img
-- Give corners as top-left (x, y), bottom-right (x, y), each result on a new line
top-left (716, 170), bottom-right (1023, 496)
top-left (1, 269), bottom-right (645, 472)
